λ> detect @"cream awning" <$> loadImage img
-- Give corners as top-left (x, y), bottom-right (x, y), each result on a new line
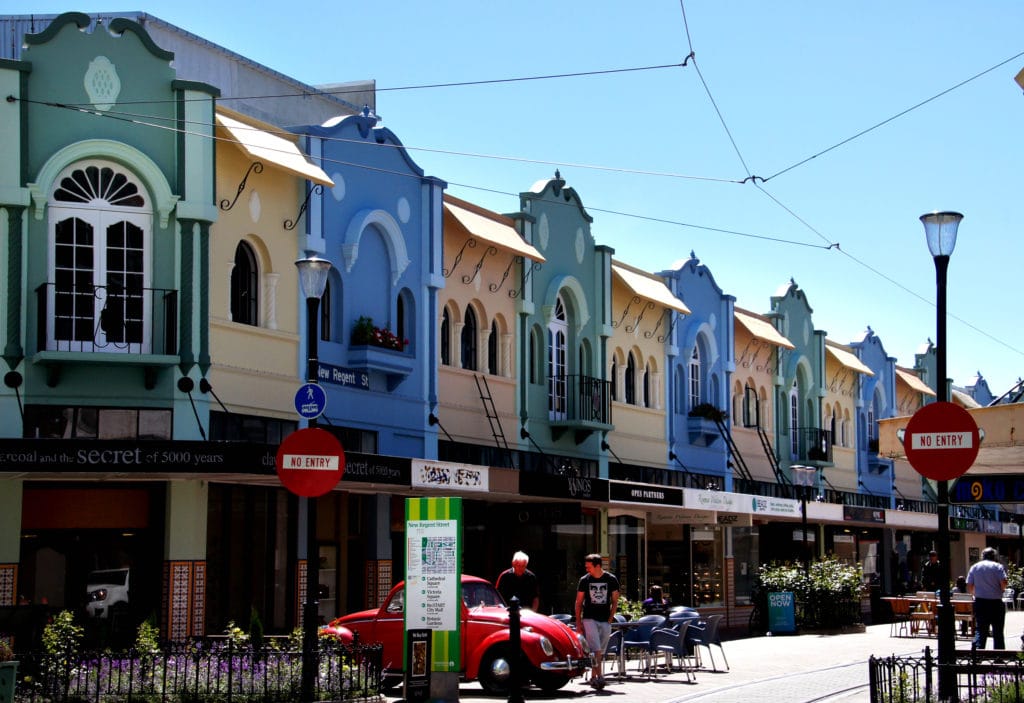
top-left (444, 197), bottom-right (545, 261)
top-left (611, 264), bottom-right (690, 314)
top-left (826, 345), bottom-right (874, 376)
top-left (896, 368), bottom-right (937, 397)
top-left (734, 310), bottom-right (795, 349)
top-left (216, 112), bottom-right (333, 186)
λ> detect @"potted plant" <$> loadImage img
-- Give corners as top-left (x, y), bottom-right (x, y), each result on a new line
top-left (350, 316), bottom-right (407, 351)
top-left (0, 638), bottom-right (17, 703)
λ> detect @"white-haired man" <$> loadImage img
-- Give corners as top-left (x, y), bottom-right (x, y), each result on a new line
top-left (495, 550), bottom-right (540, 611)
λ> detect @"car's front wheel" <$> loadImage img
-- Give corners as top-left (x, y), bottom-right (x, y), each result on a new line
top-left (531, 670), bottom-right (571, 692)
top-left (477, 645), bottom-right (514, 695)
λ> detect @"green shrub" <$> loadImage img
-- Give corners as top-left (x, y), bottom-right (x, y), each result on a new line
top-left (753, 558), bottom-right (863, 630)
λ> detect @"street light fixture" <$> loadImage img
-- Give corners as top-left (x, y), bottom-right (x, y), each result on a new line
top-left (920, 210), bottom-right (962, 702)
top-left (791, 465), bottom-right (817, 575)
top-left (295, 255), bottom-right (332, 703)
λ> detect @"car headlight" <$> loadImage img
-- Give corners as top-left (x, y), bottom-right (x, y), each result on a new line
top-left (538, 636), bottom-right (554, 657)
top-left (89, 589), bottom-right (108, 603)
top-left (577, 633), bottom-right (592, 654)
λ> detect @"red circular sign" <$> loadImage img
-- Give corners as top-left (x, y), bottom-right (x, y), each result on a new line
top-left (275, 428), bottom-right (345, 497)
top-left (902, 401), bottom-right (980, 481)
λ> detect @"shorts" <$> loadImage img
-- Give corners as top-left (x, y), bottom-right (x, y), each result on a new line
top-left (581, 619), bottom-right (612, 655)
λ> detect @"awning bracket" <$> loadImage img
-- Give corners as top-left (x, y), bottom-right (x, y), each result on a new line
top-left (612, 296), bottom-right (639, 329)
top-left (508, 261), bottom-right (542, 299)
top-left (443, 238), bottom-right (475, 278)
top-left (284, 184), bottom-right (324, 231)
top-left (220, 161), bottom-right (263, 211)
top-left (462, 245), bottom-right (498, 285)
top-left (625, 300), bottom-right (655, 334)
top-left (489, 254), bottom-right (518, 294)
top-left (657, 308), bottom-right (682, 343)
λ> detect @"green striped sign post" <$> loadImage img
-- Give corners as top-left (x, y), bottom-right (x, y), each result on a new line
top-left (405, 497), bottom-right (463, 673)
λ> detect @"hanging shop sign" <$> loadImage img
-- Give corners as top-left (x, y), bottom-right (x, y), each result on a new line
top-left (411, 459), bottom-right (489, 492)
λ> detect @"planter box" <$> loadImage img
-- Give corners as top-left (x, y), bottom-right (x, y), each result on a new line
top-left (0, 661), bottom-right (18, 703)
top-left (347, 345), bottom-right (415, 390)
top-left (687, 416), bottom-right (722, 446)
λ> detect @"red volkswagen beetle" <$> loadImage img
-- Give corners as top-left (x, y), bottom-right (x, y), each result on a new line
top-left (322, 575), bottom-right (590, 694)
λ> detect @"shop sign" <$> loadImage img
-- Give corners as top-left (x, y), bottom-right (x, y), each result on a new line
top-left (951, 474), bottom-right (1024, 504)
top-left (0, 438), bottom-right (277, 473)
top-left (791, 529), bottom-right (817, 542)
top-left (885, 510), bottom-right (937, 529)
top-left (1004, 522), bottom-right (1021, 536)
top-left (684, 488), bottom-right (742, 512)
top-left (717, 512), bottom-right (752, 526)
top-left (979, 519), bottom-right (1003, 535)
top-left (342, 452), bottom-right (410, 486)
top-left (609, 481), bottom-right (682, 507)
top-left (843, 505), bottom-right (885, 523)
top-left (519, 471), bottom-right (609, 502)
top-left (750, 495), bottom-right (801, 518)
top-left (411, 459), bottom-right (489, 492)
top-left (649, 509), bottom-right (716, 525)
top-left (950, 516), bottom-right (979, 531)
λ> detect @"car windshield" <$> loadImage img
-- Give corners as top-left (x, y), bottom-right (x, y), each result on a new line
top-left (462, 581), bottom-right (505, 608)
top-left (88, 570), bottom-right (128, 585)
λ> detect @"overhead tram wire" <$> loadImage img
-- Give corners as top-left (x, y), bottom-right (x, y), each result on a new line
top-left (44, 61), bottom-right (690, 108)
top-left (762, 49), bottom-right (1024, 182)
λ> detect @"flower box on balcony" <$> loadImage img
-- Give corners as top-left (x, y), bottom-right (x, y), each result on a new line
top-left (687, 416), bottom-right (722, 446)
top-left (347, 345), bottom-right (414, 390)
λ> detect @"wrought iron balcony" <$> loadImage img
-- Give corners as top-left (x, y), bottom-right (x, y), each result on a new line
top-left (792, 427), bottom-right (833, 465)
top-left (36, 282), bottom-right (178, 356)
top-left (548, 374), bottom-right (613, 442)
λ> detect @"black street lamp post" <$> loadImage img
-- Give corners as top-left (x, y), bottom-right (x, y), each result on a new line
top-left (792, 465), bottom-right (816, 575)
top-left (920, 211), bottom-right (962, 702)
top-left (295, 255), bottom-right (332, 703)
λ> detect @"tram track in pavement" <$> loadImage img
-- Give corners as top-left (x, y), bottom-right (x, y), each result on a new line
top-left (660, 659), bottom-right (872, 703)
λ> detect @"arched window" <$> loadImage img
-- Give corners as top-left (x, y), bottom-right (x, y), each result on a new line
top-left (548, 295), bottom-right (568, 419)
top-left (831, 406), bottom-right (838, 446)
top-left (643, 363), bottom-right (651, 408)
top-left (688, 346), bottom-right (701, 409)
top-left (396, 292), bottom-right (405, 346)
top-left (320, 280), bottom-right (332, 342)
top-left (610, 359), bottom-right (618, 402)
top-left (744, 385), bottom-right (758, 428)
top-left (789, 382), bottom-right (800, 459)
top-left (625, 353), bottom-right (636, 405)
top-left (487, 320), bottom-right (499, 375)
top-left (231, 241), bottom-right (258, 326)
top-left (48, 161), bottom-right (152, 352)
top-left (461, 306), bottom-right (478, 370)
top-left (440, 307), bottom-right (451, 366)
top-left (529, 327), bottom-right (540, 384)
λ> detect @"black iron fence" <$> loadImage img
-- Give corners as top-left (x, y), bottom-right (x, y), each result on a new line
top-left (10, 638), bottom-right (383, 703)
top-left (870, 646), bottom-right (1024, 702)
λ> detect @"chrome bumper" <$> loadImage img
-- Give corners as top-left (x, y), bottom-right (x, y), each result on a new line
top-left (540, 655), bottom-right (592, 672)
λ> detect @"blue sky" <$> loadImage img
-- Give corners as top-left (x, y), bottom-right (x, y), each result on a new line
top-left (16, 2), bottom-right (1024, 397)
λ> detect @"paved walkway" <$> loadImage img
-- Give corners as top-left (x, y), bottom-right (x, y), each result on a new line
top-left (411, 609), bottom-right (1024, 703)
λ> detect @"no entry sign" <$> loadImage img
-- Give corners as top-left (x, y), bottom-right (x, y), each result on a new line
top-left (275, 427), bottom-right (345, 497)
top-left (902, 401), bottom-right (980, 482)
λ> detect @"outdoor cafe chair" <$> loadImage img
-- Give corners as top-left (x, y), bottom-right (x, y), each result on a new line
top-left (650, 623), bottom-right (697, 682)
top-left (689, 613), bottom-right (729, 672)
top-left (620, 614), bottom-right (666, 677)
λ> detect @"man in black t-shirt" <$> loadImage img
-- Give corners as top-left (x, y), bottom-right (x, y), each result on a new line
top-left (495, 551), bottom-right (539, 611)
top-left (920, 550), bottom-right (943, 592)
top-left (574, 553), bottom-right (620, 687)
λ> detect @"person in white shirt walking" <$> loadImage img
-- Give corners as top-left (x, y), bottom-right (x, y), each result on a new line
top-left (967, 547), bottom-right (1009, 649)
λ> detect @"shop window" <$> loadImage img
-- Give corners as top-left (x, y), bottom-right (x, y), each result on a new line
top-left (689, 525), bottom-right (724, 607)
top-left (732, 526), bottom-right (759, 605)
top-left (25, 405), bottom-right (172, 439)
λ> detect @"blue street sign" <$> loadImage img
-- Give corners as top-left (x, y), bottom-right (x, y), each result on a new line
top-left (294, 383), bottom-right (327, 419)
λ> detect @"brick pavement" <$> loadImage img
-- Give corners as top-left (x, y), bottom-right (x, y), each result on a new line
top-left (413, 609), bottom-right (1024, 703)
